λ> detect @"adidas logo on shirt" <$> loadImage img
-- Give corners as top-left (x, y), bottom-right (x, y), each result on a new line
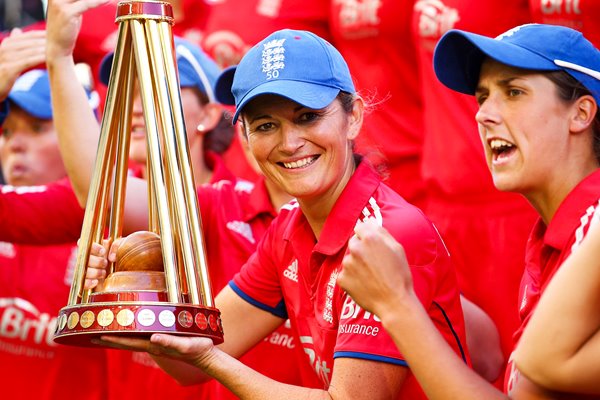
top-left (284, 259), bottom-right (298, 282)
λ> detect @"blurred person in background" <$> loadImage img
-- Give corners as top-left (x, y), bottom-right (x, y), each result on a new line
top-left (0, 30), bottom-right (107, 397)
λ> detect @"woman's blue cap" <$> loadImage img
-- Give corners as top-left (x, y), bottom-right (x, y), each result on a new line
top-left (433, 23), bottom-right (600, 103)
top-left (215, 29), bottom-right (356, 123)
top-left (6, 69), bottom-right (98, 120)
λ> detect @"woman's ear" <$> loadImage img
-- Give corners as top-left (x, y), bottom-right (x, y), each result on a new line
top-left (196, 103), bottom-right (223, 135)
top-left (570, 95), bottom-right (597, 134)
top-left (347, 96), bottom-right (364, 141)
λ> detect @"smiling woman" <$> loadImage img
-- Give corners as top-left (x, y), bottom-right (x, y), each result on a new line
top-left (92, 29), bottom-right (470, 400)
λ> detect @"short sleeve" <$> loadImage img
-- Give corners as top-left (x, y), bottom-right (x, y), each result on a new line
top-left (230, 219), bottom-right (287, 318)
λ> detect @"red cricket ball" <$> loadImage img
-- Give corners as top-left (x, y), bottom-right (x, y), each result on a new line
top-left (116, 231), bottom-right (164, 272)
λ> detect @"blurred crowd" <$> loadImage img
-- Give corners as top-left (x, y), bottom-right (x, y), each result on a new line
top-left (0, 0), bottom-right (599, 399)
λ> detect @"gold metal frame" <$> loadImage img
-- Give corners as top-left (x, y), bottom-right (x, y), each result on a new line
top-left (54, 1), bottom-right (223, 346)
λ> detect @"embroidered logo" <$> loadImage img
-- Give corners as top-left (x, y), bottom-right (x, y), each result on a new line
top-left (280, 200), bottom-right (299, 212)
top-left (262, 38), bottom-right (286, 80)
top-left (571, 200), bottom-right (600, 252)
top-left (283, 259), bottom-right (298, 282)
top-left (226, 221), bottom-right (255, 244)
top-left (323, 269), bottom-right (339, 324)
top-left (355, 197), bottom-right (383, 229)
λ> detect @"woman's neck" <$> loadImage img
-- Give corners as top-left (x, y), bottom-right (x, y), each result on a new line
top-left (298, 158), bottom-right (357, 240)
top-left (527, 161), bottom-right (599, 226)
top-left (264, 178), bottom-right (293, 212)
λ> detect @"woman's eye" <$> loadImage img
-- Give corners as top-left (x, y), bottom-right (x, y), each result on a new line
top-left (298, 112), bottom-right (319, 123)
top-left (255, 122), bottom-right (275, 132)
top-left (475, 94), bottom-right (487, 106)
top-left (508, 88), bottom-right (523, 97)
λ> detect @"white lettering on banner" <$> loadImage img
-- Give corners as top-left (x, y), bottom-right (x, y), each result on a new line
top-left (338, 323), bottom-right (380, 336)
top-left (0, 298), bottom-right (57, 346)
top-left (340, 295), bottom-right (381, 322)
top-left (541, 0), bottom-right (581, 14)
top-left (414, 0), bottom-right (460, 38)
top-left (300, 335), bottom-right (331, 386)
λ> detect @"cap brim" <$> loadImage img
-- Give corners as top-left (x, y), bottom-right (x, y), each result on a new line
top-left (231, 80), bottom-right (340, 123)
top-left (433, 30), bottom-right (559, 95)
top-left (215, 66), bottom-right (237, 106)
top-left (99, 53), bottom-right (114, 86)
top-left (8, 93), bottom-right (52, 119)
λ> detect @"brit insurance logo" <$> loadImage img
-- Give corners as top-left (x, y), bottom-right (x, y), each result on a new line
top-left (262, 38), bottom-right (286, 80)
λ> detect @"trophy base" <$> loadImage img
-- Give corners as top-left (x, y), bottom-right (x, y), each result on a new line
top-left (53, 290), bottom-right (223, 347)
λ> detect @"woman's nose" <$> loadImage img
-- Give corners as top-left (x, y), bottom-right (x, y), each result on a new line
top-left (279, 126), bottom-right (304, 153)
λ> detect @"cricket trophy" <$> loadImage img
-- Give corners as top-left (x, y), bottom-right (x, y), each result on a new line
top-left (53, 0), bottom-right (223, 346)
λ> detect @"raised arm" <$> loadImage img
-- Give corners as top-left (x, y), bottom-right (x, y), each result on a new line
top-left (337, 219), bottom-right (508, 400)
top-left (514, 220), bottom-right (600, 393)
top-left (45, 0), bottom-right (150, 234)
top-left (45, 0), bottom-right (108, 205)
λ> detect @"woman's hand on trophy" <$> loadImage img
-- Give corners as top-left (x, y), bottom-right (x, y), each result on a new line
top-left (83, 241), bottom-right (109, 289)
top-left (149, 334), bottom-right (217, 368)
top-left (83, 238), bottom-right (124, 289)
top-left (96, 334), bottom-right (217, 368)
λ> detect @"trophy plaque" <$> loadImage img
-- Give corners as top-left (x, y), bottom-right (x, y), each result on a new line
top-left (54, 1), bottom-right (223, 346)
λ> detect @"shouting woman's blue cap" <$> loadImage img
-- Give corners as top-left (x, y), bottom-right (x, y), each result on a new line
top-left (433, 23), bottom-right (600, 103)
top-left (215, 29), bottom-right (356, 123)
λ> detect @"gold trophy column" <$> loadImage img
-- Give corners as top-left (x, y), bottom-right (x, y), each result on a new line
top-left (54, 1), bottom-right (223, 346)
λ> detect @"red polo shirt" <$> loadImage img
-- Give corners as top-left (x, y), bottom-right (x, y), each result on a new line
top-left (232, 161), bottom-right (469, 398)
top-left (505, 169), bottom-right (600, 394)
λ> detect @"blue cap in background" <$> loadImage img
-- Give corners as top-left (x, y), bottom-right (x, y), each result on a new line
top-left (6, 69), bottom-right (98, 120)
top-left (99, 36), bottom-right (221, 103)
